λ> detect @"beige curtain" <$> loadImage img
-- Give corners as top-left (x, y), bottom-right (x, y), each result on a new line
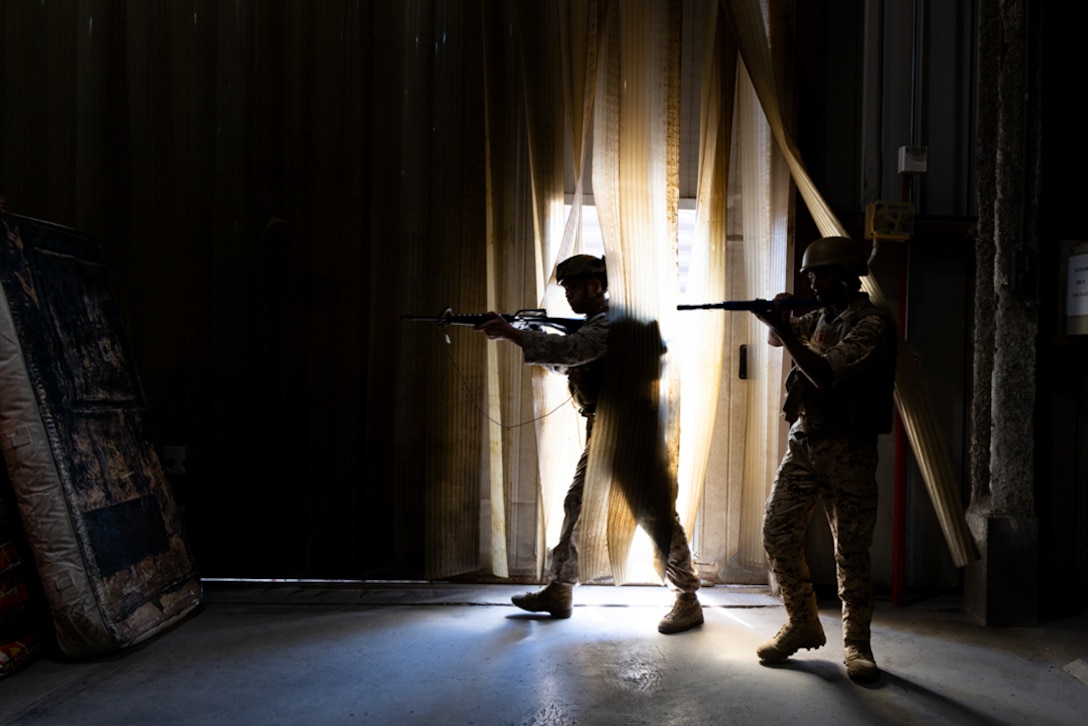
top-left (527, 0), bottom-right (610, 578)
top-left (370, 1), bottom-right (492, 579)
top-left (683, 1), bottom-right (789, 584)
top-left (575, 0), bottom-right (684, 585)
top-left (479, 0), bottom-right (611, 581)
top-left (479, 1), bottom-right (573, 579)
top-left (735, 63), bottom-right (790, 571)
top-left (678, 2), bottom-right (735, 547)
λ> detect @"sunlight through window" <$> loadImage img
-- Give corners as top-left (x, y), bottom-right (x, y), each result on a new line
top-left (563, 200), bottom-right (696, 294)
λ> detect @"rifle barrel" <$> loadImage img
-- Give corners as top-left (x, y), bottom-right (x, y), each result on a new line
top-left (677, 298), bottom-right (817, 311)
top-left (402, 308), bottom-right (583, 335)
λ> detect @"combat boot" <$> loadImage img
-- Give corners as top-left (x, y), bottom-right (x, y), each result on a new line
top-left (843, 640), bottom-right (880, 684)
top-left (658, 592), bottom-right (704, 634)
top-left (511, 582), bottom-right (573, 618)
top-left (756, 618), bottom-right (826, 662)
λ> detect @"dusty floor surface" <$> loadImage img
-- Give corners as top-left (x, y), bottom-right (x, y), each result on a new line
top-left (1, 582), bottom-right (1086, 725)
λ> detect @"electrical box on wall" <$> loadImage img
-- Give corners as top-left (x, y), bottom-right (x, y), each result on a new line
top-left (898, 145), bottom-right (928, 174)
top-left (865, 201), bottom-right (914, 241)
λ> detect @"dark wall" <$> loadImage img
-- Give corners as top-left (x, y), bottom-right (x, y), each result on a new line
top-left (0, 1), bottom-right (379, 577)
top-left (1036, 0), bottom-right (1088, 619)
top-left (1, 1), bottom-right (500, 582)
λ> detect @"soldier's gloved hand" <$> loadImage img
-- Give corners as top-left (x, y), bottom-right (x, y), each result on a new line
top-left (752, 293), bottom-right (791, 327)
top-left (752, 293), bottom-right (798, 347)
top-left (475, 312), bottom-right (523, 344)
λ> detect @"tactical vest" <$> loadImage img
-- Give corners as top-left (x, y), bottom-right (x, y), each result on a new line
top-left (568, 355), bottom-right (605, 416)
top-left (783, 303), bottom-right (897, 435)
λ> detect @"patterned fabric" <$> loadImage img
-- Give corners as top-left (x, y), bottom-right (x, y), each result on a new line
top-left (0, 470), bottom-right (44, 678)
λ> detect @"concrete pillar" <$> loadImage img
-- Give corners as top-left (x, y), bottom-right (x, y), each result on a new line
top-left (965, 0), bottom-right (1042, 626)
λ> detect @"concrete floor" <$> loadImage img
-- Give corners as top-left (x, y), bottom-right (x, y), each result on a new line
top-left (1, 582), bottom-right (1087, 725)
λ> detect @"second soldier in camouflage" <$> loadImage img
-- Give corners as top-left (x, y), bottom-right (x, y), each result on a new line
top-left (751, 236), bottom-right (898, 684)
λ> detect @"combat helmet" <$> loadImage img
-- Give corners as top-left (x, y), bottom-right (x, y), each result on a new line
top-left (800, 236), bottom-right (869, 277)
top-left (557, 254), bottom-right (607, 287)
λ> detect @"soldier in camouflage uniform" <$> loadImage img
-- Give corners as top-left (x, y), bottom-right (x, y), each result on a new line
top-left (751, 236), bottom-right (897, 684)
top-left (476, 254), bottom-right (703, 634)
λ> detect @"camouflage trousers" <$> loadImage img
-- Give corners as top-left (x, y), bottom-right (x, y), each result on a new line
top-left (548, 420), bottom-right (700, 594)
top-left (762, 420), bottom-right (879, 642)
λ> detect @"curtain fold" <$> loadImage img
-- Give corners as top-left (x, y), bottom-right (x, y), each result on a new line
top-left (520, 0), bottom-right (576, 581)
top-left (686, 3), bottom-right (786, 583)
top-left (676, 0), bottom-right (733, 546)
top-left (526, 0), bottom-right (610, 578)
top-left (481, 2), bottom-right (509, 579)
top-left (579, 0), bottom-right (683, 585)
top-left (735, 62), bottom-right (786, 570)
top-left (370, 0), bottom-right (489, 579)
top-left (480, 0), bottom-right (570, 579)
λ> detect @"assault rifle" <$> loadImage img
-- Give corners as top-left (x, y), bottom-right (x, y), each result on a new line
top-left (677, 298), bottom-right (818, 313)
top-left (402, 307), bottom-right (584, 335)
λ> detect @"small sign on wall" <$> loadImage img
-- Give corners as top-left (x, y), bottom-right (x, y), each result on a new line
top-left (1062, 240), bottom-right (1088, 336)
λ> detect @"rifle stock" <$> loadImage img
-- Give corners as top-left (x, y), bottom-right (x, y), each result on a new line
top-left (677, 298), bottom-right (817, 312)
top-left (402, 307), bottom-right (584, 335)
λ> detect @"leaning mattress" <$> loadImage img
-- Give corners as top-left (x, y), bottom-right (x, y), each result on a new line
top-left (0, 462), bottom-right (45, 677)
top-left (0, 213), bottom-right (200, 657)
